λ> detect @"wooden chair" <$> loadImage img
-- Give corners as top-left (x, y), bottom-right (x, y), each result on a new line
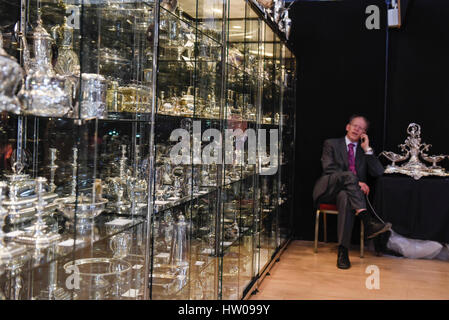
top-left (314, 203), bottom-right (364, 258)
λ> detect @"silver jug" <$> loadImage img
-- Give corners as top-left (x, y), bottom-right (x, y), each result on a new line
top-left (80, 73), bottom-right (108, 119)
top-left (284, 10), bottom-right (292, 40)
top-left (109, 233), bottom-right (131, 259)
top-left (0, 32), bottom-right (24, 114)
top-left (274, 0), bottom-right (284, 24)
top-left (51, 17), bottom-right (80, 78)
top-left (18, 19), bottom-right (71, 117)
top-left (51, 17), bottom-right (80, 109)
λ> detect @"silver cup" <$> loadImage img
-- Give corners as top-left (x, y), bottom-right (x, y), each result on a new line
top-left (109, 233), bottom-right (131, 259)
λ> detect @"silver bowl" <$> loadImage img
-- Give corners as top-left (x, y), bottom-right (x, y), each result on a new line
top-left (55, 195), bottom-right (107, 221)
top-left (63, 257), bottom-right (132, 300)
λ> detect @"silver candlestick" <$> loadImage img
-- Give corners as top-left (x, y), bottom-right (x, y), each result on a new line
top-left (115, 186), bottom-right (126, 214)
top-left (55, 146), bottom-right (107, 224)
top-left (7, 261), bottom-right (24, 300)
top-left (48, 148), bottom-right (59, 193)
top-left (15, 177), bottom-right (61, 245)
top-left (70, 148), bottom-right (78, 197)
top-left (105, 144), bottom-right (131, 213)
top-left (0, 182), bottom-right (26, 264)
top-left (169, 214), bottom-right (188, 268)
top-left (119, 145), bottom-right (128, 181)
top-left (7, 182), bottom-right (20, 227)
top-left (135, 145), bottom-right (141, 174)
top-left (37, 246), bottom-right (72, 300)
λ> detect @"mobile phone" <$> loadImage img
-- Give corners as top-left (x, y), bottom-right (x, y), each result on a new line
top-left (361, 137), bottom-right (366, 143)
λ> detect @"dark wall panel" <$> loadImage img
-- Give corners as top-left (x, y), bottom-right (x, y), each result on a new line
top-left (385, 0), bottom-right (449, 155)
top-left (290, 0), bottom-right (387, 240)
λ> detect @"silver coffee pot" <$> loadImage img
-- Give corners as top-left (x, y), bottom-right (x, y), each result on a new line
top-left (18, 19), bottom-right (71, 117)
top-left (0, 32), bottom-right (24, 114)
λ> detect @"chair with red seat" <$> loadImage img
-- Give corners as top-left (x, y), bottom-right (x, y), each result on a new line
top-left (314, 203), bottom-right (364, 258)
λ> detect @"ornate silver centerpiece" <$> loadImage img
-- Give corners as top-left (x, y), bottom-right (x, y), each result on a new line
top-left (4, 162), bottom-right (58, 225)
top-left (0, 32), bottom-right (23, 114)
top-left (380, 123), bottom-right (449, 180)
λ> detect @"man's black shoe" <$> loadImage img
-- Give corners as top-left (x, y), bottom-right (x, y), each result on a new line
top-left (359, 210), bottom-right (392, 239)
top-left (337, 245), bottom-right (351, 269)
top-left (374, 230), bottom-right (392, 256)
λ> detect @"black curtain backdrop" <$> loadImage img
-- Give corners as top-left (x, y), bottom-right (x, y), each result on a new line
top-left (385, 0), bottom-right (449, 154)
top-left (289, 0), bottom-right (449, 241)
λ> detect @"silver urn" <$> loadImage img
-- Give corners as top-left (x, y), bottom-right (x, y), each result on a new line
top-left (18, 19), bottom-right (71, 117)
top-left (0, 32), bottom-right (24, 114)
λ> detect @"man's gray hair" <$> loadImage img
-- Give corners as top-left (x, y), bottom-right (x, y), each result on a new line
top-left (348, 114), bottom-right (370, 131)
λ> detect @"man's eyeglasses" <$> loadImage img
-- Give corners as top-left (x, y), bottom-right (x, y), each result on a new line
top-left (350, 123), bottom-right (367, 132)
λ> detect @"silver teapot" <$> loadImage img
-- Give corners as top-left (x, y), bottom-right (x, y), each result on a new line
top-left (0, 32), bottom-right (23, 114)
top-left (18, 19), bottom-right (71, 117)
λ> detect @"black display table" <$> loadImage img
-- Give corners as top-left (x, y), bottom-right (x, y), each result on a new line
top-left (374, 175), bottom-right (449, 243)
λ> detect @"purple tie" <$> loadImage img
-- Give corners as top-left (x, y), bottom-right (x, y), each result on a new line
top-left (348, 143), bottom-right (357, 175)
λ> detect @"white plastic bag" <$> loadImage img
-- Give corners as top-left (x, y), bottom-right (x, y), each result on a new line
top-left (386, 230), bottom-right (443, 259)
top-left (435, 244), bottom-right (449, 261)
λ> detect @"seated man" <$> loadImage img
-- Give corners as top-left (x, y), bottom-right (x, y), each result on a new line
top-left (313, 115), bottom-right (392, 269)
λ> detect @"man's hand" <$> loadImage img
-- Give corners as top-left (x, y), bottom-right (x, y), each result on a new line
top-left (360, 133), bottom-right (370, 152)
top-left (359, 181), bottom-right (370, 195)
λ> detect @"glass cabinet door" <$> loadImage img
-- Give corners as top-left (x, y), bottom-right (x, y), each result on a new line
top-left (272, 33), bottom-right (282, 250)
top-left (278, 45), bottom-right (296, 247)
top-left (244, 4), bottom-right (261, 290)
top-left (258, 22), bottom-right (276, 274)
top-left (150, 0), bottom-right (225, 300)
top-left (0, 0), bottom-right (87, 300)
top-left (220, 0), bottom-right (262, 300)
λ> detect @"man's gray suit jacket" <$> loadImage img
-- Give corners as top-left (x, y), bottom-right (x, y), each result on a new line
top-left (312, 137), bottom-right (385, 205)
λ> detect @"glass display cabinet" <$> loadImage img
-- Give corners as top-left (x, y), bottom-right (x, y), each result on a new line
top-left (0, 0), bottom-right (296, 300)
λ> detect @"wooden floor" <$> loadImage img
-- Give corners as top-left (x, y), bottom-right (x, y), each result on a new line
top-left (250, 240), bottom-right (449, 300)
